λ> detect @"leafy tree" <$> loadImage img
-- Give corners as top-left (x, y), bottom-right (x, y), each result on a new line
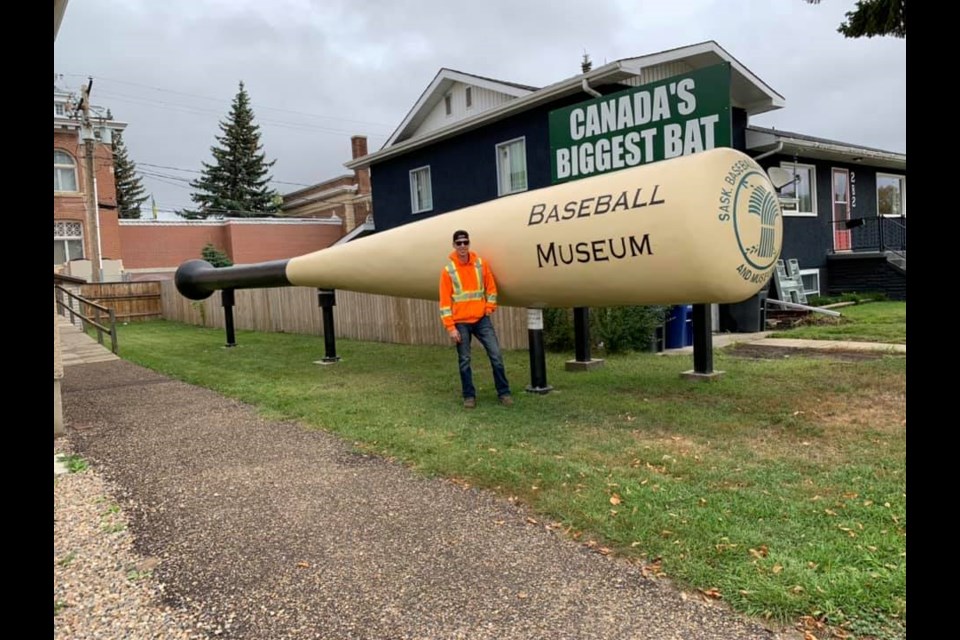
top-left (201, 243), bottom-right (233, 267)
top-left (112, 133), bottom-right (149, 219)
top-left (181, 81), bottom-right (279, 219)
top-left (806, 0), bottom-right (906, 38)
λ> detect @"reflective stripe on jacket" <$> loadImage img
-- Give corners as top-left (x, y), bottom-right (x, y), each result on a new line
top-left (438, 250), bottom-right (498, 330)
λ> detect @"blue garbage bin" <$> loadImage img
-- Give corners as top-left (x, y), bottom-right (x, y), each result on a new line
top-left (665, 304), bottom-right (692, 349)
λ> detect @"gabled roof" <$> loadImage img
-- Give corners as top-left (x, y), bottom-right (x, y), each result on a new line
top-left (348, 41), bottom-right (784, 170)
top-left (746, 126), bottom-right (906, 171)
top-left (383, 68), bottom-right (539, 147)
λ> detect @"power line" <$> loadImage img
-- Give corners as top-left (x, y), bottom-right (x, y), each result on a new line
top-left (58, 72), bottom-right (395, 129)
top-left (136, 162), bottom-right (313, 187)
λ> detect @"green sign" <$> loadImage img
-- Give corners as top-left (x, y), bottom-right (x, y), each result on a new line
top-left (549, 63), bottom-right (731, 183)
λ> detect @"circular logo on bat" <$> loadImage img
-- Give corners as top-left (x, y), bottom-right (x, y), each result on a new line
top-left (732, 170), bottom-right (783, 271)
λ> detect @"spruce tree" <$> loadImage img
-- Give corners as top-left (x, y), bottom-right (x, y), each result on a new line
top-left (113, 133), bottom-right (149, 219)
top-left (181, 81), bottom-right (279, 219)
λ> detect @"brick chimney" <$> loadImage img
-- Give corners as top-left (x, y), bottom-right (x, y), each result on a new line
top-left (351, 135), bottom-right (371, 195)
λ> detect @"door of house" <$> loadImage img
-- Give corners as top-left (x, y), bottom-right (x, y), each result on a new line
top-left (832, 168), bottom-right (851, 251)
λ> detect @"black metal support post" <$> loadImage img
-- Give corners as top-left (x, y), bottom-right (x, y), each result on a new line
top-left (525, 309), bottom-right (552, 394)
top-left (565, 307), bottom-right (605, 371)
top-left (222, 288), bottom-right (237, 347)
top-left (317, 289), bottom-right (340, 364)
top-left (573, 307), bottom-right (590, 362)
top-left (691, 303), bottom-right (712, 374)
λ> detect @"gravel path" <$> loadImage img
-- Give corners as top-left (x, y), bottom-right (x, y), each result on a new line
top-left (54, 438), bottom-right (209, 639)
top-left (56, 359), bottom-right (794, 640)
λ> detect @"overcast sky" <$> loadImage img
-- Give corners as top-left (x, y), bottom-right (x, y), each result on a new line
top-left (54, 0), bottom-right (906, 220)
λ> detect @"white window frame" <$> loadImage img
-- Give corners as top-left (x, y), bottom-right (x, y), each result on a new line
top-left (54, 221), bottom-right (85, 265)
top-left (409, 166), bottom-right (433, 214)
top-left (778, 161), bottom-right (817, 217)
top-left (54, 149), bottom-right (79, 193)
top-left (496, 137), bottom-right (528, 196)
top-left (876, 173), bottom-right (906, 218)
top-left (798, 268), bottom-right (820, 297)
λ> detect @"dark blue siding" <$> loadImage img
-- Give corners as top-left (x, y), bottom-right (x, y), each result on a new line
top-left (371, 93), bottom-right (750, 233)
top-left (755, 154), bottom-right (907, 276)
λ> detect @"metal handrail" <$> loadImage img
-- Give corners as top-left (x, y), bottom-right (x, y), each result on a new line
top-left (830, 215), bottom-right (906, 261)
top-left (54, 284), bottom-right (118, 354)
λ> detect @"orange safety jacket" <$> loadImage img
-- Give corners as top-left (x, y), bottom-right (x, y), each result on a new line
top-left (438, 250), bottom-right (499, 331)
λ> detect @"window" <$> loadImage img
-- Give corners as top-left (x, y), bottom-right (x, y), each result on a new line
top-left (444, 94), bottom-right (452, 116)
top-left (410, 166), bottom-right (433, 214)
top-left (496, 137), bottom-right (528, 196)
top-left (54, 150), bottom-right (78, 192)
top-left (54, 102), bottom-right (65, 116)
top-left (778, 162), bottom-right (816, 216)
top-left (798, 268), bottom-right (821, 297)
top-left (465, 87), bottom-right (472, 108)
top-left (54, 221), bottom-right (84, 265)
top-left (877, 173), bottom-right (906, 217)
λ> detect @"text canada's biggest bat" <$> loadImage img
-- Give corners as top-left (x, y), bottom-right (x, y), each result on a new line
top-left (176, 147), bottom-right (783, 308)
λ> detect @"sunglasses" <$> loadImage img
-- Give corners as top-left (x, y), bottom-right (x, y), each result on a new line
top-left (455, 240), bottom-right (470, 246)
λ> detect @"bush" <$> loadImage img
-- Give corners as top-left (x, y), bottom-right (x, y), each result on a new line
top-left (592, 305), bottom-right (666, 354)
top-left (543, 305), bottom-right (666, 355)
top-left (543, 308), bottom-right (575, 352)
top-left (201, 243), bottom-right (233, 268)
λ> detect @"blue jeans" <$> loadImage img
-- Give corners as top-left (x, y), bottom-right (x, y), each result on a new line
top-left (455, 315), bottom-right (511, 399)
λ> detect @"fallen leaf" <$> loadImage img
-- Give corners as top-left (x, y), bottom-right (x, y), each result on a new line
top-left (526, 517), bottom-right (538, 525)
top-left (804, 632), bottom-right (817, 640)
top-left (493, 520), bottom-right (505, 526)
top-left (772, 564), bottom-right (783, 574)
top-left (791, 585), bottom-right (805, 593)
top-left (699, 587), bottom-right (722, 599)
top-left (296, 561), bottom-right (310, 569)
top-left (842, 492), bottom-right (859, 499)
top-left (824, 509), bottom-right (837, 516)
top-left (610, 494), bottom-right (622, 505)
top-left (598, 547), bottom-right (612, 555)
top-left (517, 591), bottom-right (528, 599)
top-left (749, 545), bottom-right (769, 559)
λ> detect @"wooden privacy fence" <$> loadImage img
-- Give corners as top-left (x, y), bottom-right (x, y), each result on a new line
top-left (160, 280), bottom-right (530, 349)
top-left (79, 282), bottom-right (163, 322)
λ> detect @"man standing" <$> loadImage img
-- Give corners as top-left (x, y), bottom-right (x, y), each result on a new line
top-left (439, 230), bottom-right (513, 409)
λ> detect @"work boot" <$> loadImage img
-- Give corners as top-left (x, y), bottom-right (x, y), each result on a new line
top-left (498, 395), bottom-right (514, 407)
top-left (463, 397), bottom-right (476, 409)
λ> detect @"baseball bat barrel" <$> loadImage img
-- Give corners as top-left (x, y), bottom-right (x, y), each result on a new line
top-left (176, 147), bottom-right (783, 307)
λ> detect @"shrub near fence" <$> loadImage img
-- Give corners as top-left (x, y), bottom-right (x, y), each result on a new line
top-left (159, 281), bottom-right (530, 349)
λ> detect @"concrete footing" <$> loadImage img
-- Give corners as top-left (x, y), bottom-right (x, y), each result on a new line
top-left (680, 370), bottom-right (726, 381)
top-left (564, 359), bottom-right (605, 372)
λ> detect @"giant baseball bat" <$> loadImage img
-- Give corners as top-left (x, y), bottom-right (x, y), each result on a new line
top-left (176, 147), bottom-right (782, 307)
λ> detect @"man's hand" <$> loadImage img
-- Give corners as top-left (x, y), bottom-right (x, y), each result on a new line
top-left (448, 328), bottom-right (461, 344)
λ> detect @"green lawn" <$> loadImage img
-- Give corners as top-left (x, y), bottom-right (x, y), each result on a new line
top-left (114, 319), bottom-right (906, 640)
top-left (768, 301), bottom-right (906, 344)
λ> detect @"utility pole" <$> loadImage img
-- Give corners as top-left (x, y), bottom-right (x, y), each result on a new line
top-left (78, 78), bottom-right (102, 282)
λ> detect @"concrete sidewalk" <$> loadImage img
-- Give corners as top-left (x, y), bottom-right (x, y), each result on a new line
top-left (661, 331), bottom-right (906, 356)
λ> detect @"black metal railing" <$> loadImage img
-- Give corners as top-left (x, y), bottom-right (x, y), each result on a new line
top-left (832, 215), bottom-right (906, 260)
top-left (54, 284), bottom-right (119, 354)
